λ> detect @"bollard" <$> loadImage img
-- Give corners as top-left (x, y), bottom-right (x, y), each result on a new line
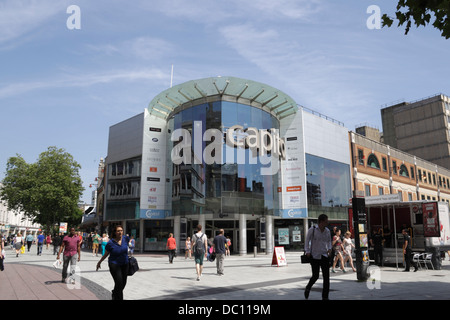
top-left (254, 246), bottom-right (257, 257)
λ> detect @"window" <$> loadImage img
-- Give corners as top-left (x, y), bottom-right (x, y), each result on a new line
top-left (358, 149), bottom-right (364, 165)
top-left (367, 154), bottom-right (380, 169)
top-left (378, 187), bottom-right (384, 195)
top-left (399, 165), bottom-right (409, 177)
top-left (382, 157), bottom-right (387, 171)
top-left (408, 193), bottom-right (413, 201)
top-left (392, 161), bottom-right (397, 174)
top-left (365, 184), bottom-right (371, 196)
top-left (410, 167), bottom-right (414, 179)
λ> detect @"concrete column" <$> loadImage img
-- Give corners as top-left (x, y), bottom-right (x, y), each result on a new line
top-left (239, 213), bottom-right (247, 256)
top-left (173, 216), bottom-right (180, 254)
top-left (266, 215), bottom-right (273, 256)
top-left (139, 219), bottom-right (144, 253)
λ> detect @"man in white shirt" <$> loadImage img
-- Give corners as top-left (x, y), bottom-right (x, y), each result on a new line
top-left (304, 214), bottom-right (332, 300)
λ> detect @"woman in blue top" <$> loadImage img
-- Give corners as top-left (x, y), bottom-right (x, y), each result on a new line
top-left (96, 225), bottom-right (130, 300)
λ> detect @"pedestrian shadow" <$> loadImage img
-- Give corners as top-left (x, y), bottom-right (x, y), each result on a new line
top-left (44, 280), bottom-right (63, 285)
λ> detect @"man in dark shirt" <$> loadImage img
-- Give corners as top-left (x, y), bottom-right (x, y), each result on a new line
top-left (213, 229), bottom-right (227, 276)
top-left (370, 228), bottom-right (384, 266)
top-left (402, 229), bottom-right (418, 272)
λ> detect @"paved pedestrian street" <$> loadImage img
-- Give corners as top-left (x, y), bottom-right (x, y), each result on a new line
top-left (1, 245), bottom-right (449, 313)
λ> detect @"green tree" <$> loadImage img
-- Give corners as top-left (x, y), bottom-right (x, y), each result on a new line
top-left (382, 0), bottom-right (450, 39)
top-left (0, 146), bottom-right (84, 232)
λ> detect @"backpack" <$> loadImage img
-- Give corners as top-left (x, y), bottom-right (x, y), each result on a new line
top-left (194, 233), bottom-right (205, 255)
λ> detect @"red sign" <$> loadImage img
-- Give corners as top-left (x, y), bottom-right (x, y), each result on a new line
top-left (422, 202), bottom-right (440, 237)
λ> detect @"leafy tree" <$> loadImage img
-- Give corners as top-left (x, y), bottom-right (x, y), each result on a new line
top-left (382, 0), bottom-right (450, 39)
top-left (0, 146), bottom-right (84, 232)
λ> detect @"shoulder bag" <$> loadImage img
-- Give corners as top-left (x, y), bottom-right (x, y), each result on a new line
top-left (128, 255), bottom-right (139, 276)
top-left (301, 226), bottom-right (315, 264)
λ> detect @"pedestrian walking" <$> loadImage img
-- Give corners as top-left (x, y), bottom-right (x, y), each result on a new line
top-left (46, 234), bottom-right (52, 250)
top-left (331, 229), bottom-right (347, 273)
top-left (101, 233), bottom-right (109, 256)
top-left (185, 236), bottom-right (192, 259)
top-left (57, 227), bottom-right (81, 284)
top-left (25, 232), bottom-right (34, 252)
top-left (36, 231), bottom-right (45, 256)
top-left (213, 229), bottom-right (227, 276)
top-left (128, 236), bottom-right (135, 256)
top-left (14, 233), bottom-right (24, 257)
top-left (166, 233), bottom-right (177, 263)
top-left (0, 235), bottom-right (5, 271)
top-left (342, 231), bottom-right (356, 272)
top-left (304, 214), bottom-right (332, 300)
top-left (225, 236), bottom-right (231, 256)
top-left (402, 229), bottom-right (418, 272)
top-left (52, 233), bottom-right (62, 255)
top-left (191, 224), bottom-right (208, 281)
top-left (96, 225), bottom-right (130, 300)
top-left (92, 231), bottom-right (101, 257)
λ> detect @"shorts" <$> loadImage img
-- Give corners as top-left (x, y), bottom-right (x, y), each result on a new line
top-left (194, 253), bottom-right (205, 265)
top-left (93, 243), bottom-right (99, 249)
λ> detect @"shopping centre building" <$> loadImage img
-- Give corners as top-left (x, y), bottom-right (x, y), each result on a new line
top-left (103, 76), bottom-right (351, 255)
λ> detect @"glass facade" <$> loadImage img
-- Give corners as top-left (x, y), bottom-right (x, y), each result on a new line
top-left (168, 101), bottom-right (280, 218)
top-left (305, 153), bottom-right (351, 208)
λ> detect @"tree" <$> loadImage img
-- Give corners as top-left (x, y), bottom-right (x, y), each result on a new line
top-left (382, 0), bottom-right (450, 39)
top-left (0, 146), bottom-right (84, 232)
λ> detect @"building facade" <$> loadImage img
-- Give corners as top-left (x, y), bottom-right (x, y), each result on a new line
top-left (381, 93), bottom-right (450, 170)
top-left (104, 76), bottom-right (351, 254)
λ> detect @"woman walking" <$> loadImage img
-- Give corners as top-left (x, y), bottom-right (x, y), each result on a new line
top-left (166, 233), bottom-right (177, 263)
top-left (14, 233), bottom-right (23, 257)
top-left (331, 229), bottom-right (347, 273)
top-left (343, 231), bottom-right (356, 272)
top-left (96, 225), bottom-right (130, 300)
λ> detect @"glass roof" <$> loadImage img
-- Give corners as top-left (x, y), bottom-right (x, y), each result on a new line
top-left (147, 76), bottom-right (298, 121)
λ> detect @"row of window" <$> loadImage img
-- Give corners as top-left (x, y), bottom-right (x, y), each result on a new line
top-left (358, 150), bottom-right (450, 189)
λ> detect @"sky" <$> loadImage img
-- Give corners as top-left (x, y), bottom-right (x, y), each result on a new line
top-left (1, 0), bottom-right (450, 204)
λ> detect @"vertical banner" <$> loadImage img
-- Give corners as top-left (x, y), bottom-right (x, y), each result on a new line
top-left (423, 202), bottom-right (439, 237)
top-left (140, 109), bottom-right (171, 219)
top-left (278, 110), bottom-right (308, 218)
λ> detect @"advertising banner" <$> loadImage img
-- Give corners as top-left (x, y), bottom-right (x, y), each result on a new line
top-left (423, 202), bottom-right (440, 237)
top-left (278, 110), bottom-right (308, 218)
top-left (140, 110), bottom-right (171, 219)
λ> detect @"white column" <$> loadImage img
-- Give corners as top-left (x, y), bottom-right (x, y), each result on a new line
top-left (266, 215), bottom-right (274, 256)
top-left (173, 216), bottom-right (180, 254)
top-left (239, 213), bottom-right (247, 256)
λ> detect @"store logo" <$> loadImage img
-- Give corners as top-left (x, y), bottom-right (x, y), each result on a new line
top-left (170, 121), bottom-right (285, 176)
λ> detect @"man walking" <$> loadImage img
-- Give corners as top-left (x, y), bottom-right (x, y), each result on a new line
top-left (92, 231), bottom-right (101, 257)
top-left (304, 214), bottom-right (332, 300)
top-left (191, 224), bottom-right (208, 281)
top-left (57, 228), bottom-right (81, 284)
top-left (26, 232), bottom-right (34, 252)
top-left (36, 231), bottom-right (45, 256)
top-left (213, 229), bottom-right (227, 276)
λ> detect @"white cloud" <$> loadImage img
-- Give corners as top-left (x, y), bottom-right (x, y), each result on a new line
top-left (0, 68), bottom-right (168, 99)
top-left (0, 0), bottom-right (67, 44)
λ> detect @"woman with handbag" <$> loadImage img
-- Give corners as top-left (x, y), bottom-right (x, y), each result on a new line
top-left (96, 225), bottom-right (130, 300)
top-left (14, 233), bottom-right (24, 257)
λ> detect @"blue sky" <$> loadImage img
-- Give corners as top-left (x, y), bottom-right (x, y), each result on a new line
top-left (1, 0), bottom-right (450, 203)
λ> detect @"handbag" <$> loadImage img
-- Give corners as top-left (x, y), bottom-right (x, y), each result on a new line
top-left (301, 226), bottom-right (315, 264)
top-left (20, 245), bottom-right (25, 254)
top-left (127, 256), bottom-right (139, 276)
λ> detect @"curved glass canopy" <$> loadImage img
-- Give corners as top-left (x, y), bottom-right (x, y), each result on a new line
top-left (148, 76), bottom-right (298, 121)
